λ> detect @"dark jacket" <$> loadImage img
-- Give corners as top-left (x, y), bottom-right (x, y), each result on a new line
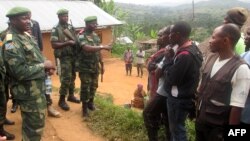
top-left (164, 41), bottom-right (203, 99)
top-left (31, 19), bottom-right (43, 51)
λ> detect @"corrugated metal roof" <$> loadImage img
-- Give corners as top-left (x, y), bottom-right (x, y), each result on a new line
top-left (0, 0), bottom-right (123, 32)
top-left (138, 39), bottom-right (157, 44)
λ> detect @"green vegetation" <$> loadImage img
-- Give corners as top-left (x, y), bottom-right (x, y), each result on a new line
top-left (111, 43), bottom-right (127, 57)
top-left (115, 0), bottom-right (250, 42)
top-left (97, 0), bottom-right (157, 42)
top-left (85, 0), bottom-right (250, 45)
top-left (87, 94), bottom-right (196, 141)
top-left (91, 0), bottom-right (250, 50)
top-left (111, 43), bottom-right (137, 58)
top-left (87, 94), bottom-right (148, 141)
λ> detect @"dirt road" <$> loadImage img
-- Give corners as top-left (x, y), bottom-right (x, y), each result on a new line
top-left (5, 58), bottom-right (148, 141)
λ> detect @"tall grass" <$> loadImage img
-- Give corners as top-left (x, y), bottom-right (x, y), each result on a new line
top-left (87, 94), bottom-right (196, 141)
top-left (87, 94), bottom-right (148, 141)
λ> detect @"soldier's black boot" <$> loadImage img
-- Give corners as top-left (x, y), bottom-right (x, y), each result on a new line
top-left (0, 124), bottom-right (15, 140)
top-left (88, 98), bottom-right (96, 111)
top-left (67, 95), bottom-right (80, 103)
top-left (58, 95), bottom-right (70, 111)
top-left (82, 102), bottom-right (89, 117)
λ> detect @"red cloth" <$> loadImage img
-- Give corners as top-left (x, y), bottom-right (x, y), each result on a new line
top-left (147, 48), bottom-right (166, 64)
top-left (149, 71), bottom-right (158, 98)
top-left (147, 48), bottom-right (166, 99)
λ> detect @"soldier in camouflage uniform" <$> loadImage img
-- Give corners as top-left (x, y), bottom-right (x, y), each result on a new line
top-left (77, 16), bottom-right (111, 117)
top-left (3, 7), bottom-right (55, 141)
top-left (0, 38), bottom-right (15, 140)
top-left (50, 9), bottom-right (80, 111)
top-left (0, 24), bottom-right (17, 122)
top-left (27, 11), bottom-right (61, 118)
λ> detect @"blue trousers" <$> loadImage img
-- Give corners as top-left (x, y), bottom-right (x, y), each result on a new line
top-left (167, 97), bottom-right (192, 141)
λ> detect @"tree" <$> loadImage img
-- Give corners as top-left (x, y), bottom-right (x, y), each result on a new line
top-left (80, 1), bottom-right (150, 43)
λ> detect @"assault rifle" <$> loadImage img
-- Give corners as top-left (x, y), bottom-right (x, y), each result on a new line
top-left (63, 28), bottom-right (77, 43)
top-left (100, 61), bottom-right (104, 82)
top-left (63, 20), bottom-right (80, 55)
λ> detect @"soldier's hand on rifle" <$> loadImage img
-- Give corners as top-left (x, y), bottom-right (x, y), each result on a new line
top-left (44, 60), bottom-right (53, 69)
top-left (46, 68), bottom-right (56, 75)
top-left (67, 40), bottom-right (76, 46)
top-left (44, 60), bottom-right (55, 75)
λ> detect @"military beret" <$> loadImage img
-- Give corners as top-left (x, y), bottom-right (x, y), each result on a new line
top-left (84, 16), bottom-right (97, 23)
top-left (57, 8), bottom-right (68, 15)
top-left (6, 6), bottom-right (31, 18)
top-left (226, 7), bottom-right (249, 26)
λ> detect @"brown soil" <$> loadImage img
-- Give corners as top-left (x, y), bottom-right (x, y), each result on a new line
top-left (5, 57), bottom-right (148, 141)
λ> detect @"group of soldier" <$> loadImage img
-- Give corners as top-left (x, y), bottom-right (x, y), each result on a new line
top-left (0, 4), bottom-right (249, 141)
top-left (0, 6), bottom-right (111, 141)
top-left (144, 7), bottom-right (250, 141)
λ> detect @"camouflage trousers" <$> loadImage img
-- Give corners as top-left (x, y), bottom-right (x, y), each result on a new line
top-left (4, 76), bottom-right (12, 101)
top-left (18, 95), bottom-right (46, 141)
top-left (0, 91), bottom-right (6, 125)
top-left (79, 72), bottom-right (99, 102)
top-left (58, 56), bottom-right (76, 96)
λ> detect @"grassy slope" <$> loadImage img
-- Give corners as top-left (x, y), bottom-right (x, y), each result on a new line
top-left (87, 94), bottom-right (196, 141)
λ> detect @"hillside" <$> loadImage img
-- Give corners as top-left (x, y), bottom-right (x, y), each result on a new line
top-left (116, 0), bottom-right (250, 23)
top-left (115, 0), bottom-right (250, 42)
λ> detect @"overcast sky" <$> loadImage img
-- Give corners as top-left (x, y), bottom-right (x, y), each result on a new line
top-left (111, 0), bottom-right (249, 6)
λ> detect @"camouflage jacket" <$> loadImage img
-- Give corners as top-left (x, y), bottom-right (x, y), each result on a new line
top-left (0, 39), bottom-right (5, 94)
top-left (77, 30), bottom-right (101, 73)
top-left (2, 28), bottom-right (46, 102)
top-left (0, 28), bottom-right (8, 41)
top-left (50, 23), bottom-right (76, 58)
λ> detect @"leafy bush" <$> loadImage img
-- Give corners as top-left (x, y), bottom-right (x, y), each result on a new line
top-left (87, 94), bottom-right (196, 141)
top-left (111, 43), bottom-right (138, 58)
top-left (186, 119), bottom-right (196, 141)
top-left (111, 43), bottom-right (127, 57)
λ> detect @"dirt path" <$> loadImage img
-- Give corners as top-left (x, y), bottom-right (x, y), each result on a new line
top-left (5, 58), bottom-right (148, 141)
